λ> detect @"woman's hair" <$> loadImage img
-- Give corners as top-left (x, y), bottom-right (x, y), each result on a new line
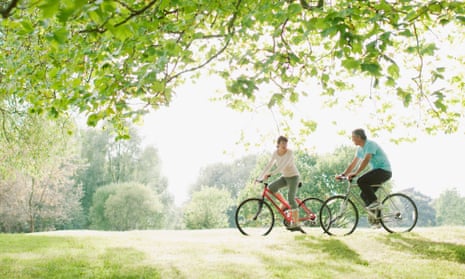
top-left (276, 136), bottom-right (288, 146)
top-left (352, 129), bottom-right (367, 140)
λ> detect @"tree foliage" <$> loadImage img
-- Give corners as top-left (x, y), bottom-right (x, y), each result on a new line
top-left (89, 182), bottom-right (163, 230)
top-left (1, 0), bottom-right (464, 136)
top-left (183, 186), bottom-right (233, 229)
top-left (76, 126), bottom-right (172, 226)
top-left (403, 188), bottom-right (436, 226)
top-left (0, 114), bottom-right (82, 232)
top-left (190, 154), bottom-right (257, 199)
top-left (434, 188), bottom-right (465, 226)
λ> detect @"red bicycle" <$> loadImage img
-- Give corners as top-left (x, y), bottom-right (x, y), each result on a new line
top-left (235, 180), bottom-right (324, 236)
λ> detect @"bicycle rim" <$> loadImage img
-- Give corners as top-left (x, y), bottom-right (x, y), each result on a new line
top-left (235, 198), bottom-right (274, 236)
top-left (319, 195), bottom-right (358, 236)
top-left (380, 193), bottom-right (418, 233)
top-left (298, 197), bottom-right (325, 233)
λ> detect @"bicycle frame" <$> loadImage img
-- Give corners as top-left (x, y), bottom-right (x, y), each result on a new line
top-left (337, 178), bottom-right (387, 219)
top-left (259, 181), bottom-right (316, 224)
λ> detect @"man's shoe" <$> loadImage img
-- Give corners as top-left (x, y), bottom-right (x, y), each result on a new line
top-left (371, 222), bottom-right (381, 229)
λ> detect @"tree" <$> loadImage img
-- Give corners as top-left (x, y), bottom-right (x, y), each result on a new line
top-left (1, 1), bottom-right (464, 137)
top-left (434, 188), bottom-right (465, 226)
top-left (190, 155), bottom-right (257, 199)
top-left (89, 182), bottom-right (163, 230)
top-left (183, 187), bottom-right (233, 229)
top-left (296, 146), bottom-right (354, 200)
top-left (76, 126), bottom-right (173, 226)
top-left (403, 188), bottom-right (436, 226)
top-left (0, 114), bottom-right (83, 232)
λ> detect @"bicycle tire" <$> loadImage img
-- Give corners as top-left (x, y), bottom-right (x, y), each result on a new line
top-left (319, 195), bottom-right (359, 236)
top-left (297, 197), bottom-right (325, 233)
top-left (235, 198), bottom-right (275, 236)
top-left (380, 193), bottom-right (418, 233)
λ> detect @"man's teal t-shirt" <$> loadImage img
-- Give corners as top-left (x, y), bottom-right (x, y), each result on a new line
top-left (356, 140), bottom-right (391, 172)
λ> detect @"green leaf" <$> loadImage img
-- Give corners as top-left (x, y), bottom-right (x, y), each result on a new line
top-left (20, 21), bottom-right (34, 34)
top-left (421, 43), bottom-right (437, 55)
top-left (361, 63), bottom-right (382, 76)
top-left (397, 88), bottom-right (412, 107)
top-left (53, 28), bottom-right (69, 44)
top-left (38, 0), bottom-right (60, 19)
top-left (341, 58), bottom-right (360, 71)
top-left (268, 93), bottom-right (283, 107)
top-left (287, 3), bottom-right (302, 15)
top-left (387, 63), bottom-right (400, 79)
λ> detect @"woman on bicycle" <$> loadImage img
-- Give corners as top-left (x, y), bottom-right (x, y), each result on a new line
top-left (336, 129), bottom-right (392, 210)
top-left (259, 136), bottom-right (301, 231)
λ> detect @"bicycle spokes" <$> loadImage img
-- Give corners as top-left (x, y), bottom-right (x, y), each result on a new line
top-left (380, 193), bottom-right (418, 233)
top-left (319, 195), bottom-right (359, 236)
top-left (235, 198), bottom-right (275, 236)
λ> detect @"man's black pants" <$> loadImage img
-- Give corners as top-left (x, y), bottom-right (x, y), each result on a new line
top-left (357, 169), bottom-right (392, 206)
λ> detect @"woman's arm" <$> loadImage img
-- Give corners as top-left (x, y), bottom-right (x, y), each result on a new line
top-left (259, 153), bottom-right (276, 180)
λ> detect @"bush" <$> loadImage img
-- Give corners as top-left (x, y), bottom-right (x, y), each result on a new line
top-left (183, 187), bottom-right (233, 229)
top-left (89, 182), bottom-right (163, 230)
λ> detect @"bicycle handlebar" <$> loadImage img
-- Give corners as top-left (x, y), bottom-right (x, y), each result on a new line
top-left (255, 179), bottom-right (302, 188)
top-left (336, 175), bottom-right (350, 181)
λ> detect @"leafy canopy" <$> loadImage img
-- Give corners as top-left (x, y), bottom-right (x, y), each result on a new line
top-left (1, 0), bottom-right (464, 136)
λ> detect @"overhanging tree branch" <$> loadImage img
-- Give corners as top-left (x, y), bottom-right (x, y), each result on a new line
top-left (0, 0), bottom-right (19, 18)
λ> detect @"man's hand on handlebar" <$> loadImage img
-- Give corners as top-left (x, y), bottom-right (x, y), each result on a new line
top-left (335, 174), bottom-right (346, 181)
top-left (335, 173), bottom-right (356, 181)
top-left (347, 173), bottom-right (357, 180)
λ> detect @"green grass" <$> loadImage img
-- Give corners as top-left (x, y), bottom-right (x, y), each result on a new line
top-left (1, 227), bottom-right (465, 278)
top-left (0, 234), bottom-right (161, 279)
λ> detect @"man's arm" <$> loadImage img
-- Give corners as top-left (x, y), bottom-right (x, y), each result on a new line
top-left (343, 157), bottom-right (359, 175)
top-left (348, 154), bottom-right (372, 178)
top-left (336, 157), bottom-right (359, 179)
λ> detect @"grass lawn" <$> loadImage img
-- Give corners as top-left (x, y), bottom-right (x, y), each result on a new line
top-left (1, 227), bottom-right (464, 278)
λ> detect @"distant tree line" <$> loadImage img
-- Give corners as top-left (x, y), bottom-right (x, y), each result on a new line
top-left (1, 114), bottom-right (464, 232)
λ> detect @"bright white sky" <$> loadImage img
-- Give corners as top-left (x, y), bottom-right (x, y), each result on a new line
top-left (140, 77), bottom-right (465, 206)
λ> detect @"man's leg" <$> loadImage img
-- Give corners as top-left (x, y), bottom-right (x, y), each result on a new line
top-left (357, 169), bottom-right (392, 206)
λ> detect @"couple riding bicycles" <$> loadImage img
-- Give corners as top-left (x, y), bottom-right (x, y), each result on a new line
top-left (259, 129), bottom-right (391, 232)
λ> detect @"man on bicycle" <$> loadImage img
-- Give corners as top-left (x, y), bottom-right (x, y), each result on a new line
top-left (336, 129), bottom-right (392, 212)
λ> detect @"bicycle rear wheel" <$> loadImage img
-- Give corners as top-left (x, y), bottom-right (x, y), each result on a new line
top-left (319, 195), bottom-right (359, 236)
top-left (298, 197), bottom-right (325, 233)
top-left (380, 193), bottom-right (418, 233)
top-left (235, 198), bottom-right (274, 236)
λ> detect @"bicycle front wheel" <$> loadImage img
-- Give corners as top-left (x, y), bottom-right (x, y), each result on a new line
top-left (380, 193), bottom-right (418, 233)
top-left (235, 198), bottom-right (275, 236)
top-left (319, 195), bottom-right (359, 236)
top-left (298, 197), bottom-right (325, 233)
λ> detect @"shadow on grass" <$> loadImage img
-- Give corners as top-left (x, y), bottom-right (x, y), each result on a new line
top-left (380, 233), bottom-right (465, 264)
top-left (0, 235), bottom-right (162, 279)
top-left (295, 235), bottom-right (369, 266)
top-left (256, 235), bottom-right (369, 278)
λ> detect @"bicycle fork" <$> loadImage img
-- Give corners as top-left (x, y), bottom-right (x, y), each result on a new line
top-left (253, 199), bottom-right (265, 220)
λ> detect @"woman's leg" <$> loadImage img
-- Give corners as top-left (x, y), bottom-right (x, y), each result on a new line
top-left (285, 176), bottom-right (300, 209)
top-left (268, 177), bottom-right (287, 193)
